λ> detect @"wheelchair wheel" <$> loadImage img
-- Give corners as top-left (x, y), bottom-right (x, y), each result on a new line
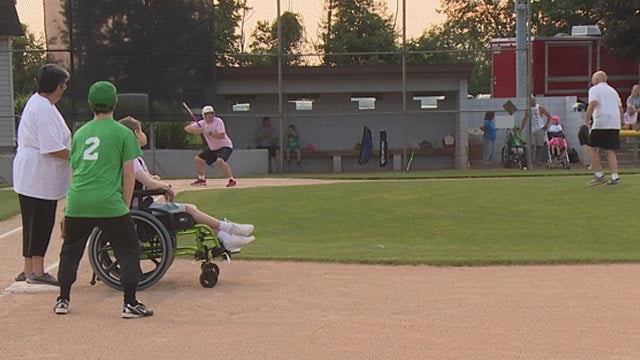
top-left (200, 261), bottom-right (220, 275)
top-left (501, 146), bottom-right (511, 168)
top-left (88, 210), bottom-right (174, 291)
top-left (199, 263), bottom-right (218, 288)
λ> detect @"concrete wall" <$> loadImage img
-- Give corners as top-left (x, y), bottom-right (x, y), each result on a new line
top-left (141, 148), bottom-right (269, 178)
top-left (0, 149), bottom-right (269, 185)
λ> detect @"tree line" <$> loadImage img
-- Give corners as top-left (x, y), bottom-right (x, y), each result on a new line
top-left (13, 0), bottom-right (639, 106)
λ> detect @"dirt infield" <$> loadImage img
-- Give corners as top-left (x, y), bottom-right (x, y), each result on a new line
top-left (1, 178), bottom-right (639, 359)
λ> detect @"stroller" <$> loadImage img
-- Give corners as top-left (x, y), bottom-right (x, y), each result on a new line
top-left (545, 115), bottom-right (571, 169)
top-left (501, 126), bottom-right (528, 169)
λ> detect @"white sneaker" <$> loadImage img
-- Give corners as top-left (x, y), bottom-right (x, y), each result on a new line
top-left (223, 235), bottom-right (255, 251)
top-left (225, 219), bottom-right (254, 236)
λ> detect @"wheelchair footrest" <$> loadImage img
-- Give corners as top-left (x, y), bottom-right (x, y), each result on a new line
top-left (211, 247), bottom-right (228, 258)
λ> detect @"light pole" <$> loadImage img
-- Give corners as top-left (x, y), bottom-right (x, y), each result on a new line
top-left (516, 0), bottom-right (534, 167)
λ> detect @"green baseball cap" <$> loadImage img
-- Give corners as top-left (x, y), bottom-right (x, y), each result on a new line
top-left (88, 81), bottom-right (117, 112)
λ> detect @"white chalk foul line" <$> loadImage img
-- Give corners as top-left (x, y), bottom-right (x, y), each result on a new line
top-left (0, 226), bottom-right (22, 239)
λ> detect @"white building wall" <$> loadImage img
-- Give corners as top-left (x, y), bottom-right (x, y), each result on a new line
top-left (0, 36), bottom-right (16, 150)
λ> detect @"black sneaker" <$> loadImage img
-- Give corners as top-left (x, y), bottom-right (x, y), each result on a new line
top-left (606, 178), bottom-right (620, 185)
top-left (54, 298), bottom-right (69, 315)
top-left (122, 302), bottom-right (154, 319)
top-left (587, 175), bottom-right (607, 186)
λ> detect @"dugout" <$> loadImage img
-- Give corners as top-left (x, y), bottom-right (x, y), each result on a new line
top-left (214, 64), bottom-right (474, 172)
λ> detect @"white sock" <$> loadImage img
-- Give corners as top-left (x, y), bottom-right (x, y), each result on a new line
top-left (611, 173), bottom-right (619, 180)
top-left (218, 221), bottom-right (232, 232)
top-left (198, 175), bottom-right (205, 180)
top-left (595, 171), bottom-right (604, 178)
top-left (217, 231), bottom-right (232, 244)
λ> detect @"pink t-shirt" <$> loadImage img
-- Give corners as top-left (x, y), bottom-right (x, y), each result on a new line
top-left (194, 117), bottom-right (233, 150)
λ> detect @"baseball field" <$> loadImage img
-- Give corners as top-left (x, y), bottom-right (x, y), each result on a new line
top-left (1, 173), bottom-right (640, 359)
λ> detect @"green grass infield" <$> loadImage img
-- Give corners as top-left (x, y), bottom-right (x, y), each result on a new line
top-left (176, 174), bottom-right (640, 266)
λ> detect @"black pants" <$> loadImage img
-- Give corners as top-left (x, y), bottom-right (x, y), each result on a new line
top-left (18, 194), bottom-right (57, 257)
top-left (58, 214), bottom-right (141, 302)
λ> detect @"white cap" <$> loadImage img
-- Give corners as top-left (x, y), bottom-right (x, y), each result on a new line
top-left (201, 105), bottom-right (215, 115)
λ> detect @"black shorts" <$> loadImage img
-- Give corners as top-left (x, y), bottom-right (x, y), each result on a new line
top-left (588, 129), bottom-right (620, 150)
top-left (198, 147), bottom-right (233, 165)
top-left (257, 144), bottom-right (279, 157)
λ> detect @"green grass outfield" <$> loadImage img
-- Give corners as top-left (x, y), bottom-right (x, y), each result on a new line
top-left (177, 172), bottom-right (640, 266)
top-left (0, 190), bottom-right (19, 221)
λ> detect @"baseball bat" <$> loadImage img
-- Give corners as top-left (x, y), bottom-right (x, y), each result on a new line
top-left (406, 146), bottom-right (416, 171)
top-left (181, 101), bottom-right (202, 127)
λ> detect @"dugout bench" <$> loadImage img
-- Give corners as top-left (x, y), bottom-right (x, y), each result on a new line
top-left (299, 147), bottom-right (455, 172)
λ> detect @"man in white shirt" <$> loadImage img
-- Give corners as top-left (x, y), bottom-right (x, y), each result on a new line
top-left (520, 96), bottom-right (552, 167)
top-left (583, 70), bottom-right (623, 185)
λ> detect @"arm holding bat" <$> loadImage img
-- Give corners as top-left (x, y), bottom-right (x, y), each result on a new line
top-left (184, 122), bottom-right (206, 134)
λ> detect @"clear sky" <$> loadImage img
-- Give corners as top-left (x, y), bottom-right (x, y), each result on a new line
top-left (15, 0), bottom-right (445, 44)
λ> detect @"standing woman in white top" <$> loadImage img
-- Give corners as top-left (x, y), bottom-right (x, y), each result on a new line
top-left (12, 64), bottom-right (71, 285)
top-left (624, 84), bottom-right (640, 129)
top-left (584, 70), bottom-right (623, 186)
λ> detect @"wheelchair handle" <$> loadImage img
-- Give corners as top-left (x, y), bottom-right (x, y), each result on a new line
top-left (133, 188), bottom-right (169, 198)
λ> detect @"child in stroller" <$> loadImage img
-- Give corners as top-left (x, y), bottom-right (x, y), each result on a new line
top-left (546, 115), bottom-right (570, 169)
top-left (503, 126), bottom-right (528, 169)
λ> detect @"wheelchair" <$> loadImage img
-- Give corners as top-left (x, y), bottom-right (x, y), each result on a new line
top-left (501, 128), bottom-right (528, 169)
top-left (88, 189), bottom-right (232, 290)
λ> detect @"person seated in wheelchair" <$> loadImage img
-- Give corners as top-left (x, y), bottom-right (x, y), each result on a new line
top-left (507, 126), bottom-right (526, 156)
top-left (546, 115), bottom-right (567, 159)
top-left (118, 116), bottom-right (255, 251)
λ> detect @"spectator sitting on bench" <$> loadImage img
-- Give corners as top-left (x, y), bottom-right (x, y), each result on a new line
top-left (256, 116), bottom-right (281, 172)
top-left (286, 124), bottom-right (302, 166)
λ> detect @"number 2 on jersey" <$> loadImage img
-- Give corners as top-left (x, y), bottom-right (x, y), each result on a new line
top-left (83, 137), bottom-right (100, 160)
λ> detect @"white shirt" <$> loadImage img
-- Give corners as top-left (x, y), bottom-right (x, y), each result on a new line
top-left (547, 123), bottom-right (563, 133)
top-left (589, 82), bottom-right (622, 130)
top-left (530, 104), bottom-right (546, 130)
top-left (13, 93), bottom-right (71, 200)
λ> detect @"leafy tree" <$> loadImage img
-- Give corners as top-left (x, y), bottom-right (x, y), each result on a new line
top-left (531, 0), bottom-right (600, 36)
top-left (408, 0), bottom-right (607, 94)
top-left (61, 0), bottom-right (216, 106)
top-left (11, 24), bottom-right (46, 99)
top-left (594, 0), bottom-right (640, 61)
top-left (320, 0), bottom-right (398, 65)
top-left (433, 0), bottom-right (515, 51)
top-left (215, 0), bottom-right (251, 66)
top-left (408, 1), bottom-right (515, 94)
top-left (248, 11), bottom-right (306, 66)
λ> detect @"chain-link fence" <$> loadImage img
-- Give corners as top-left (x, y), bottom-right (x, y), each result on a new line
top-left (6, 1), bottom-right (568, 173)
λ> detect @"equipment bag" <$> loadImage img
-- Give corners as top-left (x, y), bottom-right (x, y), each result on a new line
top-left (358, 126), bottom-right (373, 165)
top-left (568, 148), bottom-right (580, 163)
